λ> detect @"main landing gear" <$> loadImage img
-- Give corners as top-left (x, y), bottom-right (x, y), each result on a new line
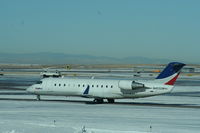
top-left (93, 98), bottom-right (115, 104)
top-left (107, 99), bottom-right (115, 103)
top-left (93, 98), bottom-right (104, 104)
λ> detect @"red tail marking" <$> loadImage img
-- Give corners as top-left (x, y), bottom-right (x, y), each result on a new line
top-left (165, 73), bottom-right (180, 85)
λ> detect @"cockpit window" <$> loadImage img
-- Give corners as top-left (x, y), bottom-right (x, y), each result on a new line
top-left (36, 81), bottom-right (42, 84)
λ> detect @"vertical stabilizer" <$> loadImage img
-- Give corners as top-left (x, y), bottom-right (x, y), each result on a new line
top-left (155, 62), bottom-right (185, 85)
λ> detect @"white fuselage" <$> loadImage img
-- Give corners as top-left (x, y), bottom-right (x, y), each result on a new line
top-left (27, 77), bottom-right (173, 99)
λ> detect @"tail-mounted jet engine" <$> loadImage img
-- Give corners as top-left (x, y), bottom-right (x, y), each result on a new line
top-left (118, 80), bottom-right (144, 90)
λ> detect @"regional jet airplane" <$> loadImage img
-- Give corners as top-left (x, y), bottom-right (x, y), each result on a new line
top-left (27, 62), bottom-right (185, 103)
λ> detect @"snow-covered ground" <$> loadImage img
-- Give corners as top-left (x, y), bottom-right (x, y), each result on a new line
top-left (0, 86), bottom-right (200, 133)
top-left (1, 75), bottom-right (200, 133)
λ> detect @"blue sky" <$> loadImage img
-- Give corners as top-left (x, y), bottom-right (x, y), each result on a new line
top-left (0, 0), bottom-right (200, 63)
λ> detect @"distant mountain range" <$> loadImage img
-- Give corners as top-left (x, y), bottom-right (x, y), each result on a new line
top-left (0, 52), bottom-right (178, 64)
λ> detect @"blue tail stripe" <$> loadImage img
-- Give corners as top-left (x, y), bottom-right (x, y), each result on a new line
top-left (156, 62), bottom-right (185, 79)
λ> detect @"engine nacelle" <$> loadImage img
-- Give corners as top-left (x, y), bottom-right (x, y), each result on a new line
top-left (118, 80), bottom-right (144, 90)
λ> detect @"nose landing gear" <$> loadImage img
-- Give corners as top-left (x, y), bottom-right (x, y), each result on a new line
top-left (36, 95), bottom-right (41, 101)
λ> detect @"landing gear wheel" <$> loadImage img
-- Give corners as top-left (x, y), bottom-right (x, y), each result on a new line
top-left (107, 99), bottom-right (115, 103)
top-left (93, 99), bottom-right (104, 104)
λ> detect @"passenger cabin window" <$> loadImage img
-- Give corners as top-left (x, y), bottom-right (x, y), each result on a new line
top-left (106, 85), bottom-right (108, 88)
top-left (83, 85), bottom-right (85, 87)
top-left (59, 84), bottom-right (61, 86)
top-left (64, 84), bottom-right (66, 86)
top-left (96, 85), bottom-right (99, 88)
top-left (78, 84), bottom-right (80, 87)
top-left (92, 85), bottom-right (94, 87)
top-left (101, 85), bottom-right (103, 88)
top-left (111, 85), bottom-right (113, 88)
top-left (54, 84), bottom-right (56, 86)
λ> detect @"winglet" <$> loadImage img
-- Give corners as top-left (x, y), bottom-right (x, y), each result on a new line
top-left (83, 85), bottom-right (90, 95)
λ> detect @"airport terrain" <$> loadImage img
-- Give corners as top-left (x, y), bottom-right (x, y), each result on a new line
top-left (0, 64), bottom-right (200, 132)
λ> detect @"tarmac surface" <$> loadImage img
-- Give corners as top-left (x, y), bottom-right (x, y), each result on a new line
top-left (0, 74), bottom-right (200, 133)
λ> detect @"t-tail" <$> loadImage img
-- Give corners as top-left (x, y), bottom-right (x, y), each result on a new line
top-left (155, 62), bottom-right (185, 85)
